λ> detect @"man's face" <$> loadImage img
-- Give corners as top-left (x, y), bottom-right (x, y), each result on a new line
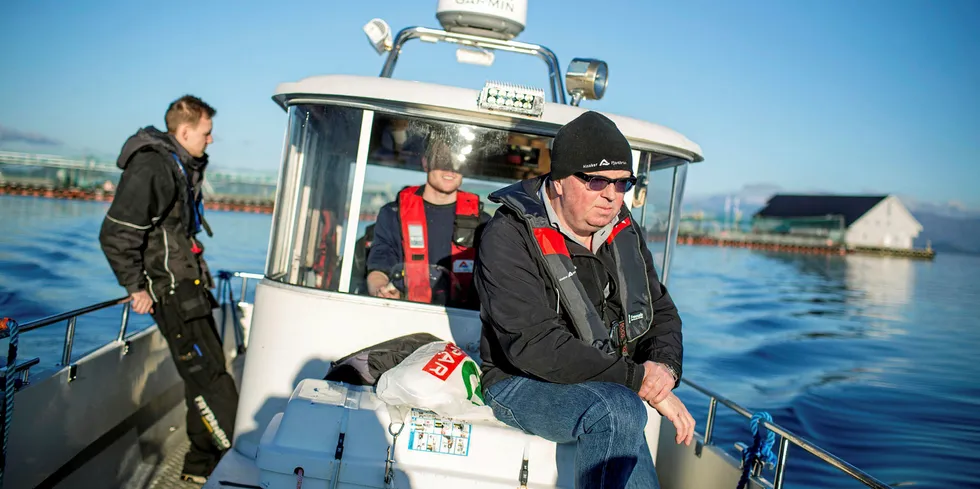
top-left (555, 169), bottom-right (632, 234)
top-left (423, 144), bottom-right (463, 194)
top-left (177, 115), bottom-right (213, 158)
top-left (425, 166), bottom-right (463, 194)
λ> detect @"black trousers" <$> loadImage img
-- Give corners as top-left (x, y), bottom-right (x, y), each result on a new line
top-left (151, 282), bottom-right (239, 476)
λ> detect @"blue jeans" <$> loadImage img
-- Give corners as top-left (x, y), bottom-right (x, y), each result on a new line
top-left (485, 376), bottom-right (660, 489)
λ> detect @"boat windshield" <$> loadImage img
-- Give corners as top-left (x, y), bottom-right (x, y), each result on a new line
top-left (265, 103), bottom-right (688, 311)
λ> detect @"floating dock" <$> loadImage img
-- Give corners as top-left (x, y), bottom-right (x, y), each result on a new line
top-left (677, 232), bottom-right (935, 260)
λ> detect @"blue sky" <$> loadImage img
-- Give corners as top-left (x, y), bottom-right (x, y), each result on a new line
top-left (1, 0), bottom-right (977, 209)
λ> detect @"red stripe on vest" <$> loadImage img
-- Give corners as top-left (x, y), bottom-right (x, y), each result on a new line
top-left (399, 186), bottom-right (430, 303)
top-left (398, 186), bottom-right (480, 305)
top-left (533, 227), bottom-right (570, 256)
top-left (454, 191), bottom-right (480, 218)
top-left (607, 217), bottom-right (632, 245)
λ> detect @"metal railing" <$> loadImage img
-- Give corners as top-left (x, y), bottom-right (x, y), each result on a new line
top-left (232, 271), bottom-right (264, 302)
top-left (216, 271), bottom-right (263, 354)
top-left (683, 378), bottom-right (893, 489)
top-left (379, 26), bottom-right (567, 104)
top-left (12, 270), bottom-right (262, 381)
top-left (19, 296), bottom-right (132, 370)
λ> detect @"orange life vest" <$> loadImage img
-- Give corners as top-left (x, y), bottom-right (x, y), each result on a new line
top-left (398, 186), bottom-right (480, 306)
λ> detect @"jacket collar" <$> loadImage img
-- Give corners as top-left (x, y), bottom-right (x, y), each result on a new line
top-left (167, 134), bottom-right (209, 173)
top-left (537, 176), bottom-right (620, 254)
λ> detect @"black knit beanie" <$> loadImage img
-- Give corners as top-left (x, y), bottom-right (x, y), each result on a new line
top-left (550, 111), bottom-right (633, 180)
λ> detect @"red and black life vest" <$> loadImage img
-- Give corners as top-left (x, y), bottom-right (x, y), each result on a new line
top-left (398, 185), bottom-right (481, 306)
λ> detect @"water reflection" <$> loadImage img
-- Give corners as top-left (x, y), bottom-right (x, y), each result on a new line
top-left (671, 248), bottom-right (921, 408)
top-left (759, 251), bottom-right (914, 324)
top-left (843, 255), bottom-right (914, 317)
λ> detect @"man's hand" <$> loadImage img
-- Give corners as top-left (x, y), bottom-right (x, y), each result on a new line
top-left (367, 271), bottom-right (401, 299)
top-left (376, 282), bottom-right (401, 299)
top-left (129, 290), bottom-right (154, 314)
top-left (650, 393), bottom-right (695, 446)
top-left (637, 361), bottom-right (675, 404)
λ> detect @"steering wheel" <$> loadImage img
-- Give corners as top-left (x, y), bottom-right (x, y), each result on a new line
top-left (387, 262), bottom-right (461, 305)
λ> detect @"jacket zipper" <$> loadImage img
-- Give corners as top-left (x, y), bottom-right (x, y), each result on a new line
top-left (162, 228), bottom-right (176, 293)
top-left (569, 251), bottom-right (608, 318)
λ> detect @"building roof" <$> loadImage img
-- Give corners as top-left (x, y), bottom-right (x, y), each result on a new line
top-left (272, 75), bottom-right (703, 162)
top-left (754, 194), bottom-right (889, 227)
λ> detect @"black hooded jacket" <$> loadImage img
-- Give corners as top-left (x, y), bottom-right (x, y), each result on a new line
top-left (99, 126), bottom-right (212, 301)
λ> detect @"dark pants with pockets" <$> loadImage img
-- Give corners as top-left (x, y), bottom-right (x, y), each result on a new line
top-left (151, 280), bottom-right (239, 477)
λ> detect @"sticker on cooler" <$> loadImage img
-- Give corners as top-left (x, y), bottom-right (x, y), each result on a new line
top-left (407, 408), bottom-right (472, 456)
top-left (423, 343), bottom-right (467, 381)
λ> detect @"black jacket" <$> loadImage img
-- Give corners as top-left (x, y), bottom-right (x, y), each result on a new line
top-left (99, 126), bottom-right (212, 301)
top-left (475, 177), bottom-right (683, 393)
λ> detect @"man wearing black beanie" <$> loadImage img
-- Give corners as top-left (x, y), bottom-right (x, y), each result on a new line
top-left (475, 111), bottom-right (693, 488)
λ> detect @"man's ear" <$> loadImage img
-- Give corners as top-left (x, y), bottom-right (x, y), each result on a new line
top-left (552, 178), bottom-right (564, 197)
top-left (420, 156), bottom-right (429, 172)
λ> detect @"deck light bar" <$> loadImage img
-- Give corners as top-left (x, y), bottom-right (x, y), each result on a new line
top-left (477, 81), bottom-right (545, 117)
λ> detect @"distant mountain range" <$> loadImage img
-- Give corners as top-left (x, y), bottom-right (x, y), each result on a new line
top-left (910, 212), bottom-right (980, 255)
top-left (683, 186), bottom-right (980, 255)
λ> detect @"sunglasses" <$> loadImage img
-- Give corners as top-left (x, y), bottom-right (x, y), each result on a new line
top-left (573, 172), bottom-right (637, 192)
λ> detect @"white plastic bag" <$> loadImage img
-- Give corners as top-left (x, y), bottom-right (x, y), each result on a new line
top-left (376, 341), bottom-right (495, 421)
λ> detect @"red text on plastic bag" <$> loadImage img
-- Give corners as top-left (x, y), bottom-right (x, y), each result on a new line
top-left (423, 343), bottom-right (467, 381)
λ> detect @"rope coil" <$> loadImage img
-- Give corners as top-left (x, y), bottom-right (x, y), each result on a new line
top-left (737, 411), bottom-right (778, 489)
top-left (0, 317), bottom-right (20, 489)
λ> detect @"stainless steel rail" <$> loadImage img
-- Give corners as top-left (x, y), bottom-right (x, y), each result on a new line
top-left (20, 297), bottom-right (130, 334)
top-left (682, 378), bottom-right (894, 489)
top-left (20, 296), bottom-right (131, 368)
top-left (17, 270), bottom-right (262, 374)
top-left (379, 26), bottom-right (568, 104)
top-left (233, 271), bottom-right (264, 303)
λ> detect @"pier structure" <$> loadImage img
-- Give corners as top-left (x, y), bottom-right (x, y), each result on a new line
top-left (675, 229), bottom-right (935, 260)
top-left (0, 150), bottom-right (279, 212)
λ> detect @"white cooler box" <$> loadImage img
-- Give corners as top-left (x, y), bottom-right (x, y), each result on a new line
top-left (256, 378), bottom-right (574, 489)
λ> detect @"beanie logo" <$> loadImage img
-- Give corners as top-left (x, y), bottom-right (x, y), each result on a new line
top-left (583, 159), bottom-right (629, 170)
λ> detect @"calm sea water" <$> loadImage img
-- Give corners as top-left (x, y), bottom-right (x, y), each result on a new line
top-left (1, 195), bottom-right (977, 488)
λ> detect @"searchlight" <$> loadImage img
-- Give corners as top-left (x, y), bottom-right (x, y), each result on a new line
top-left (363, 18), bottom-right (393, 55)
top-left (565, 58), bottom-right (609, 106)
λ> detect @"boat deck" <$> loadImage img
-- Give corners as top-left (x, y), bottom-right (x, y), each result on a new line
top-left (147, 439), bottom-right (201, 489)
top-left (124, 354), bottom-right (248, 489)
top-left (121, 434), bottom-right (203, 489)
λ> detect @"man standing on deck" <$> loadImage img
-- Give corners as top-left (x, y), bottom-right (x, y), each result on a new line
top-left (475, 111), bottom-right (695, 488)
top-left (98, 95), bottom-right (238, 484)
